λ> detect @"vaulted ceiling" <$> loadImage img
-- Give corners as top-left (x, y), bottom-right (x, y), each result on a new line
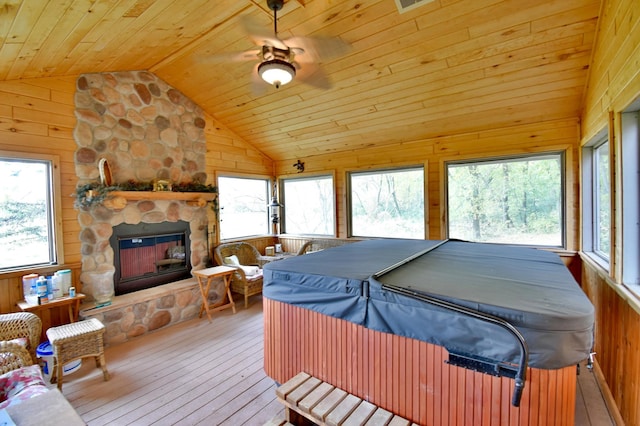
top-left (1, 0), bottom-right (600, 161)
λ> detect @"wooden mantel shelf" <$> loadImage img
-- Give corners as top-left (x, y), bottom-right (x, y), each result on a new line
top-left (110, 191), bottom-right (215, 201)
top-left (104, 191), bottom-right (215, 209)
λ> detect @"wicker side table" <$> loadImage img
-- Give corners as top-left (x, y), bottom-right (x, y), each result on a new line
top-left (46, 318), bottom-right (110, 391)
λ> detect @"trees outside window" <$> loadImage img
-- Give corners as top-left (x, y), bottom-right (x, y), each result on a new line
top-left (282, 176), bottom-right (335, 235)
top-left (447, 153), bottom-right (564, 246)
top-left (218, 176), bottom-right (269, 240)
top-left (349, 167), bottom-right (425, 239)
top-left (581, 130), bottom-right (611, 269)
top-left (593, 142), bottom-right (610, 259)
top-left (0, 154), bottom-right (61, 271)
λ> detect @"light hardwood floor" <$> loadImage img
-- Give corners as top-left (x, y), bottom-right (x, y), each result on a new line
top-left (59, 296), bottom-right (614, 426)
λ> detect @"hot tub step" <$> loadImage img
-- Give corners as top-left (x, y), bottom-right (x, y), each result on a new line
top-left (275, 372), bottom-right (418, 426)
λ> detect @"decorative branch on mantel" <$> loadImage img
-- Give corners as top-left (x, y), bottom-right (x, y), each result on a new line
top-left (73, 181), bottom-right (217, 210)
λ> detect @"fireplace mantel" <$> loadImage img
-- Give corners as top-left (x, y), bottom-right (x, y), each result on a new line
top-left (111, 191), bottom-right (215, 201)
top-left (103, 191), bottom-right (215, 209)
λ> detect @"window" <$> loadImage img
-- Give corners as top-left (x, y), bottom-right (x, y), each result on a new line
top-left (217, 176), bottom-right (269, 239)
top-left (582, 131), bottom-right (611, 268)
top-left (0, 152), bottom-right (63, 271)
top-left (593, 142), bottom-right (610, 259)
top-left (348, 167), bottom-right (425, 239)
top-left (282, 175), bottom-right (335, 235)
top-left (447, 153), bottom-right (564, 246)
top-left (621, 107), bottom-right (640, 292)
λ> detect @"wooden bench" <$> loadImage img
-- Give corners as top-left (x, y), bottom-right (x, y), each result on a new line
top-left (272, 372), bottom-right (417, 426)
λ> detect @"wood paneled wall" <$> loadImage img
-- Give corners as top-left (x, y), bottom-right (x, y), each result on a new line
top-left (0, 75), bottom-right (273, 315)
top-left (581, 0), bottom-right (640, 141)
top-left (274, 118), bottom-right (580, 248)
top-left (581, 259), bottom-right (639, 426)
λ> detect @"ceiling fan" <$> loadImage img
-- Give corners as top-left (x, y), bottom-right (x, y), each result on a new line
top-left (211, 0), bottom-right (351, 91)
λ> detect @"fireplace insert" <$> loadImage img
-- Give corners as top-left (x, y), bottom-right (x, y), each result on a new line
top-left (110, 221), bottom-right (192, 295)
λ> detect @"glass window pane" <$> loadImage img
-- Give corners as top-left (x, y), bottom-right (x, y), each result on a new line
top-left (447, 154), bottom-right (563, 246)
top-left (594, 142), bottom-right (610, 258)
top-left (283, 176), bottom-right (335, 235)
top-left (350, 167), bottom-right (424, 239)
top-left (621, 110), bottom-right (639, 289)
top-left (0, 158), bottom-right (55, 270)
top-left (218, 177), bottom-right (268, 239)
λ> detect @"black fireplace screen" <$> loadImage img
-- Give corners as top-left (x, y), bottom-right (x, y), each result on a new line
top-left (111, 221), bottom-right (191, 295)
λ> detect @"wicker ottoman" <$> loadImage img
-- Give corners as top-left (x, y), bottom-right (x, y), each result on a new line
top-left (46, 318), bottom-right (110, 391)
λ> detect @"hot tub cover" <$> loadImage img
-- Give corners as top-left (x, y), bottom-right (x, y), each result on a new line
top-left (263, 239), bottom-right (594, 370)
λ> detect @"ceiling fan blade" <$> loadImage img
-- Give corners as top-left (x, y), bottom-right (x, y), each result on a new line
top-left (240, 14), bottom-right (288, 50)
top-left (295, 62), bottom-right (332, 90)
top-left (285, 36), bottom-right (351, 63)
top-left (197, 49), bottom-right (260, 63)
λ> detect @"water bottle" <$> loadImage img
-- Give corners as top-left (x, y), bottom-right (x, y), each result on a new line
top-left (45, 276), bottom-right (54, 299)
top-left (36, 276), bottom-right (48, 298)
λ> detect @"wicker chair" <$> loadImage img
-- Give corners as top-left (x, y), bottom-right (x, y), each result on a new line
top-left (296, 239), bottom-right (351, 255)
top-left (0, 312), bottom-right (42, 375)
top-left (214, 242), bottom-right (265, 308)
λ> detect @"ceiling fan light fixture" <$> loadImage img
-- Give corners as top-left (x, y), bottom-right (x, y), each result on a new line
top-left (258, 59), bottom-right (295, 88)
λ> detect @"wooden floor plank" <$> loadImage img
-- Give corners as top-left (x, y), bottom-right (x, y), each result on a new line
top-left (575, 363), bottom-right (615, 426)
top-left (54, 296), bottom-right (613, 426)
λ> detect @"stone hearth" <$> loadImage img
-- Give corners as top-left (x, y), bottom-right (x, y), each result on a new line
top-left (80, 278), bottom-right (225, 346)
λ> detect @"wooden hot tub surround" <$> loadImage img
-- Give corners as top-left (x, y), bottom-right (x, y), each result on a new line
top-left (264, 298), bottom-right (577, 426)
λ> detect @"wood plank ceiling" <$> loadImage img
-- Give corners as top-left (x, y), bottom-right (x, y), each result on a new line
top-left (0, 0), bottom-right (600, 161)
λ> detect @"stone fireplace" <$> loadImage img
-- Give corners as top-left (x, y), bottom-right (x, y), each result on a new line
top-left (73, 71), bottom-right (221, 345)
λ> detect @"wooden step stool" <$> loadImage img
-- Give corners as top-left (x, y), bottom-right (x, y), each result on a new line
top-left (46, 318), bottom-right (110, 390)
top-left (275, 372), bottom-right (418, 426)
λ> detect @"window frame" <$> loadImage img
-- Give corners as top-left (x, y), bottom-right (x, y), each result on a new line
top-left (216, 174), bottom-right (271, 240)
top-left (280, 173), bottom-right (336, 237)
top-left (347, 165), bottom-right (426, 239)
top-left (0, 150), bottom-right (64, 273)
top-left (581, 128), bottom-right (611, 270)
top-left (445, 151), bottom-right (566, 248)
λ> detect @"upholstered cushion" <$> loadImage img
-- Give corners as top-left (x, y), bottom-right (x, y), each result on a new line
top-left (224, 255), bottom-right (261, 276)
top-left (0, 364), bottom-right (49, 409)
top-left (239, 265), bottom-right (261, 276)
top-left (223, 255), bottom-right (240, 266)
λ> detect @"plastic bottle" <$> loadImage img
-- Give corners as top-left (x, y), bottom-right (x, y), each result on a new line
top-left (45, 276), bottom-right (54, 299)
top-left (55, 269), bottom-right (72, 294)
top-left (36, 276), bottom-right (48, 299)
top-left (51, 274), bottom-right (63, 299)
top-left (21, 274), bottom-right (38, 300)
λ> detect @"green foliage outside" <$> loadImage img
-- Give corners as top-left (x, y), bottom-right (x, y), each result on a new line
top-left (447, 155), bottom-right (563, 246)
top-left (0, 159), bottom-right (52, 269)
top-left (351, 168), bottom-right (425, 239)
top-left (595, 143), bottom-right (610, 256)
top-left (283, 177), bottom-right (334, 235)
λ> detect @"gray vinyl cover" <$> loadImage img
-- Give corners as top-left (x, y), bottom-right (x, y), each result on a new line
top-left (262, 239), bottom-right (595, 370)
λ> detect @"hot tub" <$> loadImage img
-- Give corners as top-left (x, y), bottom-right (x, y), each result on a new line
top-left (263, 239), bottom-right (594, 425)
